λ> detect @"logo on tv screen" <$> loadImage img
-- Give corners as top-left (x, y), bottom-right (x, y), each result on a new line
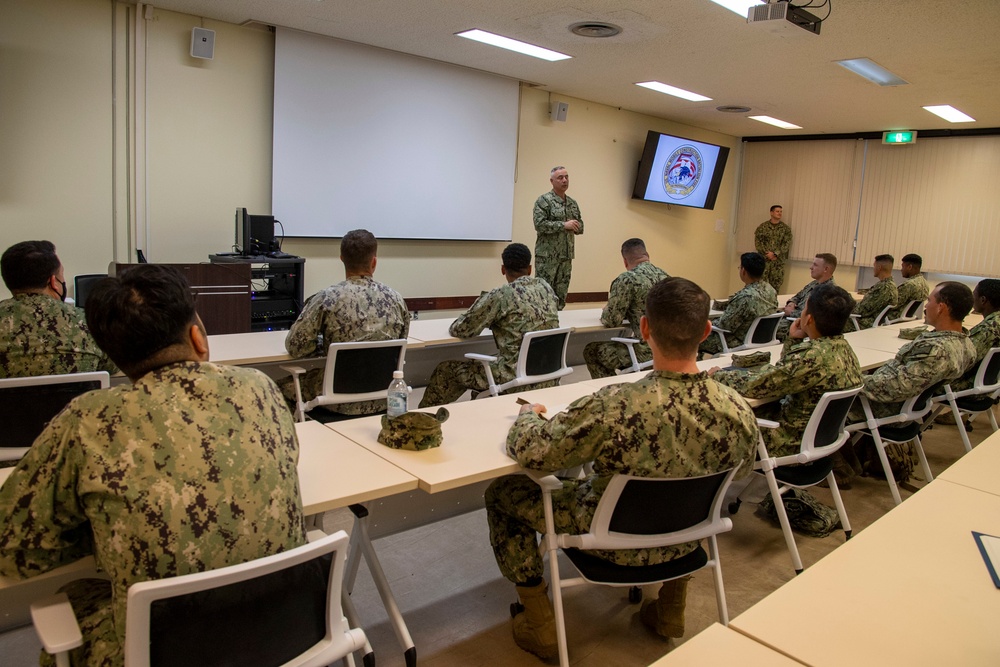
top-left (662, 146), bottom-right (704, 200)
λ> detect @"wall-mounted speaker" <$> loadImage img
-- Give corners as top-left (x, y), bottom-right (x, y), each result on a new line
top-left (550, 101), bottom-right (569, 122)
top-left (191, 27), bottom-right (215, 60)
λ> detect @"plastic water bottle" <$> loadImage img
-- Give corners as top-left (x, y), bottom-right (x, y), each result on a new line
top-left (387, 370), bottom-right (408, 418)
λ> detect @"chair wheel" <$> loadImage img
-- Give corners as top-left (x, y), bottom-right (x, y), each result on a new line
top-left (728, 501), bottom-right (741, 515)
top-left (510, 601), bottom-right (524, 618)
top-left (628, 586), bottom-right (642, 604)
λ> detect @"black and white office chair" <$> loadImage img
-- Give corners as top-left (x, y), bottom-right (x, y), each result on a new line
top-left (527, 466), bottom-right (740, 667)
top-left (929, 347), bottom-right (1000, 454)
top-left (281, 339), bottom-right (407, 422)
top-left (0, 371), bottom-right (111, 462)
top-left (73, 274), bottom-right (108, 309)
top-left (31, 530), bottom-right (369, 667)
top-left (848, 303), bottom-right (893, 330)
top-left (886, 299), bottom-right (926, 325)
top-left (707, 312), bottom-right (784, 355)
top-left (731, 387), bottom-right (862, 574)
top-left (608, 336), bottom-right (653, 374)
top-left (465, 327), bottom-right (574, 398)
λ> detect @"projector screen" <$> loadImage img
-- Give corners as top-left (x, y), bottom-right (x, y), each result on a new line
top-left (273, 28), bottom-right (519, 241)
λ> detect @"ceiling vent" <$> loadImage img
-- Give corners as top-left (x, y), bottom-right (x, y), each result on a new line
top-left (569, 22), bottom-right (623, 38)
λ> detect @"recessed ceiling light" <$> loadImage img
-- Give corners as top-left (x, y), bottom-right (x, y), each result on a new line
top-left (922, 105), bottom-right (975, 123)
top-left (636, 81), bottom-right (712, 102)
top-left (456, 29), bottom-right (571, 62)
top-left (749, 115), bottom-right (802, 130)
top-left (836, 58), bottom-right (908, 86)
top-left (708, 0), bottom-right (765, 16)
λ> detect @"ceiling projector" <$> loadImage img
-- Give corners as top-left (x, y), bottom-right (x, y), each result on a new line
top-left (747, 1), bottom-right (823, 36)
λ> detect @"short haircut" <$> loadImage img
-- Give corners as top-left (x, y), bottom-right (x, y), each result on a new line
top-left (1, 240), bottom-right (60, 291)
top-left (645, 277), bottom-right (710, 356)
top-left (935, 281), bottom-right (974, 321)
top-left (976, 279), bottom-right (1000, 308)
top-left (85, 265), bottom-right (197, 375)
top-left (621, 238), bottom-right (648, 261)
top-left (815, 253), bottom-right (838, 270)
top-left (770, 204), bottom-right (782, 212)
top-left (804, 283), bottom-right (855, 337)
top-left (740, 252), bottom-right (766, 279)
top-left (340, 229), bottom-right (378, 272)
top-left (502, 243), bottom-right (532, 274)
top-left (901, 253), bottom-right (922, 268)
top-left (874, 254), bottom-right (894, 265)
top-left (550, 165), bottom-right (566, 175)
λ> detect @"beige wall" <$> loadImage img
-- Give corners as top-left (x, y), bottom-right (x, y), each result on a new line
top-left (1, 0), bottom-right (741, 302)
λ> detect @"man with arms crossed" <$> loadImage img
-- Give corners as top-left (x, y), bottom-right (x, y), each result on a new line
top-left (533, 165), bottom-right (583, 310)
top-left (887, 253), bottom-right (930, 321)
top-left (283, 228), bottom-right (410, 417)
top-left (699, 252), bottom-right (777, 357)
top-left (420, 243), bottom-right (559, 407)
top-left (850, 254), bottom-right (898, 329)
top-left (754, 204), bottom-right (792, 292)
top-left (583, 238), bottom-right (668, 378)
top-left (775, 253), bottom-right (838, 341)
top-left (0, 265), bottom-right (305, 667)
top-left (485, 277), bottom-right (758, 659)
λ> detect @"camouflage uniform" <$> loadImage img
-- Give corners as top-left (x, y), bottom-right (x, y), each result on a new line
top-left (775, 277), bottom-right (839, 341)
top-left (699, 281), bottom-right (778, 356)
top-left (583, 262), bottom-right (669, 378)
top-left (947, 310), bottom-right (1000, 392)
top-left (887, 273), bottom-right (930, 321)
top-left (0, 361), bottom-right (306, 667)
top-left (419, 276), bottom-right (559, 407)
top-left (754, 220), bottom-right (792, 292)
top-left (533, 191), bottom-right (583, 310)
top-left (851, 277), bottom-right (898, 329)
top-left (0, 293), bottom-right (118, 378)
top-left (714, 335), bottom-right (862, 457)
top-left (485, 370), bottom-right (758, 584)
top-left (282, 275), bottom-right (410, 415)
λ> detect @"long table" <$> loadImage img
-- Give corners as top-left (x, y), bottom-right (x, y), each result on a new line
top-left (938, 427), bottom-right (1000, 497)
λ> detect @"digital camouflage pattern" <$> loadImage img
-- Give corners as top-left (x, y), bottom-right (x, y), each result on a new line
top-left (533, 190), bottom-right (584, 309)
top-left (584, 261), bottom-right (669, 378)
top-left (754, 220), bottom-right (792, 291)
top-left (700, 280), bottom-right (778, 355)
top-left (485, 370), bottom-right (758, 584)
top-left (714, 335), bottom-right (862, 457)
top-left (887, 273), bottom-right (929, 321)
top-left (947, 310), bottom-right (1000, 392)
top-left (0, 293), bottom-right (118, 378)
top-left (283, 275), bottom-right (410, 415)
top-left (776, 277), bottom-right (840, 340)
top-left (419, 276), bottom-right (559, 407)
top-left (851, 277), bottom-right (898, 329)
top-left (0, 361), bottom-right (306, 667)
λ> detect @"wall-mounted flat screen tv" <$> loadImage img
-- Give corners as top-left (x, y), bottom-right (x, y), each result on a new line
top-left (632, 131), bottom-right (730, 210)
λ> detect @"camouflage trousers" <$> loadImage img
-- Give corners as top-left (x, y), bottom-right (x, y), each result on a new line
top-left (536, 257), bottom-right (572, 310)
top-left (583, 340), bottom-right (648, 379)
top-left (763, 261), bottom-right (785, 293)
top-left (775, 317), bottom-right (792, 342)
top-left (485, 474), bottom-right (695, 585)
top-left (40, 579), bottom-right (119, 667)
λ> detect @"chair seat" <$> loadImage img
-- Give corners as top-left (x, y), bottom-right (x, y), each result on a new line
top-left (766, 458), bottom-right (834, 487)
top-left (956, 395), bottom-right (997, 413)
top-left (871, 422), bottom-right (922, 442)
top-left (563, 545), bottom-right (708, 586)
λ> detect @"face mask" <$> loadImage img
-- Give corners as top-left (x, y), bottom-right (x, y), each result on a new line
top-left (56, 278), bottom-right (67, 302)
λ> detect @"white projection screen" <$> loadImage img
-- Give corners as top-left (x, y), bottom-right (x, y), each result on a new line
top-left (273, 28), bottom-right (519, 241)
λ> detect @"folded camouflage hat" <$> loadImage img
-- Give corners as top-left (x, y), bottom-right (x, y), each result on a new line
top-left (898, 325), bottom-right (928, 340)
top-left (731, 350), bottom-right (771, 368)
top-left (378, 407), bottom-right (450, 451)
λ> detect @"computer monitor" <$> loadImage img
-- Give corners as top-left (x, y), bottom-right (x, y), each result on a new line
top-left (236, 207), bottom-right (251, 256)
top-left (249, 215), bottom-right (276, 255)
top-left (0, 372), bottom-right (111, 454)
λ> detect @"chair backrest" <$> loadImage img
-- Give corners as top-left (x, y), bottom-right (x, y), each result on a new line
top-left (897, 383), bottom-right (941, 421)
top-left (318, 339), bottom-right (406, 405)
top-left (796, 386), bottom-right (863, 463)
top-left (73, 273), bottom-right (108, 309)
top-left (745, 312), bottom-right (785, 347)
top-left (514, 327), bottom-right (574, 382)
top-left (124, 530), bottom-right (365, 667)
top-left (565, 467), bottom-right (739, 551)
top-left (871, 303), bottom-right (894, 327)
top-left (902, 299), bottom-right (924, 319)
top-left (973, 347), bottom-right (1000, 392)
top-left (0, 372), bottom-right (111, 458)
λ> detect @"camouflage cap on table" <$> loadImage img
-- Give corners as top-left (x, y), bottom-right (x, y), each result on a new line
top-left (378, 408), bottom-right (450, 450)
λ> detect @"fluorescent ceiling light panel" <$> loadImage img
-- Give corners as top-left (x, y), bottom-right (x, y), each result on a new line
top-left (456, 29), bottom-right (571, 62)
top-left (923, 105), bottom-right (975, 123)
top-left (636, 81), bottom-right (712, 102)
top-left (836, 58), bottom-right (908, 86)
top-left (708, 0), bottom-right (764, 16)
top-left (749, 115), bottom-right (802, 130)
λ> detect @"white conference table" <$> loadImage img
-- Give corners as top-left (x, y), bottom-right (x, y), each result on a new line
top-left (730, 480), bottom-right (1000, 666)
top-left (648, 623), bottom-right (802, 667)
top-left (938, 428), bottom-right (1000, 498)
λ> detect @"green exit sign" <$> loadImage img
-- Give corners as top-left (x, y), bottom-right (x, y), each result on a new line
top-left (882, 131), bottom-right (917, 145)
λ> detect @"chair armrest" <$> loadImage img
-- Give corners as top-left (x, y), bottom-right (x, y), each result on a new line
top-left (711, 325), bottom-right (731, 334)
top-left (524, 471), bottom-right (564, 493)
top-left (756, 418), bottom-right (779, 429)
top-left (610, 337), bottom-right (640, 344)
top-left (31, 593), bottom-right (83, 655)
top-left (279, 365), bottom-right (307, 376)
top-left (464, 353), bottom-right (498, 363)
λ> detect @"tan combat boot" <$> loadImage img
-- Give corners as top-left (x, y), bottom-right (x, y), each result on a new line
top-left (511, 581), bottom-right (558, 659)
top-left (640, 576), bottom-right (690, 638)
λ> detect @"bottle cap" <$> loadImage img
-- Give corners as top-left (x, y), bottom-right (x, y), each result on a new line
top-left (392, 370), bottom-right (404, 379)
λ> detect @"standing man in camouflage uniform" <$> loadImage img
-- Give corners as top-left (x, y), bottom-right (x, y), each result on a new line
top-left (533, 165), bottom-right (583, 310)
top-left (699, 252), bottom-right (778, 357)
top-left (846, 282), bottom-right (976, 482)
top-left (944, 279), bottom-right (1000, 393)
top-left (0, 265), bottom-right (305, 667)
top-left (775, 253), bottom-right (838, 341)
top-left (887, 253), bottom-right (930, 321)
top-left (583, 238), bottom-right (668, 378)
top-left (283, 229), bottom-right (410, 417)
top-left (850, 254), bottom-right (898, 329)
top-left (754, 205), bottom-right (792, 292)
top-left (485, 278), bottom-right (758, 659)
top-left (420, 243), bottom-right (559, 407)
top-left (0, 240), bottom-right (117, 378)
